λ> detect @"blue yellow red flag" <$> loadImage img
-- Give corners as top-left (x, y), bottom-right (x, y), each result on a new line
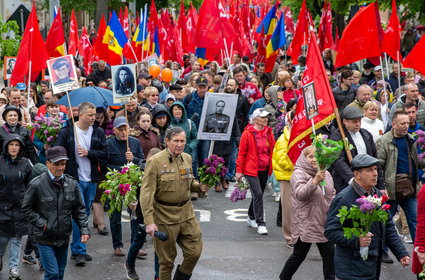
top-left (102, 11), bottom-right (128, 55)
top-left (266, 12), bottom-right (286, 57)
top-left (256, 4), bottom-right (277, 35)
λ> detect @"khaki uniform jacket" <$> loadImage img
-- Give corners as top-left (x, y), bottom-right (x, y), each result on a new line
top-left (140, 149), bottom-right (200, 225)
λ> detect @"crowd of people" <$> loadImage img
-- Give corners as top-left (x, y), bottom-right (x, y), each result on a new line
top-left (2, 45), bottom-right (425, 280)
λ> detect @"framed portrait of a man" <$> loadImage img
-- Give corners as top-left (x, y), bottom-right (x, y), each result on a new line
top-left (302, 82), bottom-right (319, 120)
top-left (197, 92), bottom-right (238, 141)
top-left (47, 55), bottom-right (80, 94)
top-left (112, 64), bottom-right (137, 103)
top-left (3, 56), bottom-right (17, 80)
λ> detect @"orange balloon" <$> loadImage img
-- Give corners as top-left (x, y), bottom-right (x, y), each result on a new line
top-left (149, 64), bottom-right (161, 78)
top-left (162, 68), bottom-right (173, 83)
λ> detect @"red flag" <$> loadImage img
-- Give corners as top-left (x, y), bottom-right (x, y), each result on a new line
top-left (184, 3), bottom-right (198, 52)
top-left (118, 7), bottom-right (123, 26)
top-left (195, 0), bottom-right (236, 50)
top-left (256, 29), bottom-right (268, 65)
top-left (10, 5), bottom-right (49, 85)
top-left (68, 9), bottom-right (79, 56)
top-left (318, 1), bottom-right (334, 51)
top-left (45, 9), bottom-right (66, 57)
top-left (381, 0), bottom-right (401, 61)
top-left (333, 26), bottom-right (340, 50)
top-left (93, 15), bottom-right (109, 62)
top-left (335, 3), bottom-right (381, 67)
top-left (287, 0), bottom-right (310, 64)
top-left (78, 27), bottom-right (94, 72)
top-left (123, 6), bottom-right (129, 37)
top-left (283, 7), bottom-right (294, 34)
top-left (288, 31), bottom-right (337, 164)
top-left (402, 35), bottom-right (425, 75)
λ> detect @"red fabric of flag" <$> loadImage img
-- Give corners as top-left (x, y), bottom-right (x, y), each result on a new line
top-left (335, 3), bottom-right (381, 68)
top-left (93, 15), bottom-right (109, 62)
top-left (10, 5), bottom-right (49, 85)
top-left (78, 27), bottom-right (94, 72)
top-left (123, 6), bottom-right (129, 37)
top-left (287, 0), bottom-right (309, 64)
top-left (381, 0), bottom-right (401, 61)
top-left (283, 7), bottom-right (294, 34)
top-left (45, 9), bottom-right (66, 57)
top-left (68, 10), bottom-right (79, 56)
top-left (318, 1), bottom-right (334, 51)
top-left (402, 35), bottom-right (425, 75)
top-left (288, 31), bottom-right (337, 164)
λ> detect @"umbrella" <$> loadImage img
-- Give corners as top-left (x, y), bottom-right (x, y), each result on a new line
top-left (56, 86), bottom-right (123, 108)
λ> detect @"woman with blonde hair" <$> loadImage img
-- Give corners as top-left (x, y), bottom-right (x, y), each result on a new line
top-left (361, 101), bottom-right (385, 142)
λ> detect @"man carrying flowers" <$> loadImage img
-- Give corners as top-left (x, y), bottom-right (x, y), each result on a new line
top-left (325, 154), bottom-right (410, 280)
top-left (140, 127), bottom-right (209, 280)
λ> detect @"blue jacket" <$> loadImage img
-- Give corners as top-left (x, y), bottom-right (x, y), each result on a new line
top-left (325, 184), bottom-right (408, 280)
top-left (248, 98), bottom-right (266, 117)
top-left (169, 101), bottom-right (198, 154)
top-left (183, 90), bottom-right (205, 128)
top-left (106, 136), bottom-right (145, 171)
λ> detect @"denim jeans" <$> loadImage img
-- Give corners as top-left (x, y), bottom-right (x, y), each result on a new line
top-left (110, 209), bottom-right (123, 249)
top-left (0, 236), bottom-right (22, 270)
top-left (126, 217), bottom-right (146, 268)
top-left (387, 197), bottom-right (417, 241)
top-left (191, 147), bottom-right (199, 180)
top-left (38, 243), bottom-right (69, 280)
top-left (71, 180), bottom-right (96, 255)
top-left (197, 140), bottom-right (211, 166)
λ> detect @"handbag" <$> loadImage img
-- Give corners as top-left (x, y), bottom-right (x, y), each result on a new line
top-left (395, 138), bottom-right (415, 200)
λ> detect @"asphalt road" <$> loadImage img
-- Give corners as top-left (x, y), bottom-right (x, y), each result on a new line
top-left (3, 183), bottom-right (416, 280)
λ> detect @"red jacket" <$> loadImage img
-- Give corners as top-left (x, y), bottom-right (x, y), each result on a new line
top-left (236, 124), bottom-right (275, 177)
top-left (413, 184), bottom-right (425, 274)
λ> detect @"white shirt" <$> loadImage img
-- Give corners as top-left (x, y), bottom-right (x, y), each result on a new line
top-left (74, 125), bottom-right (93, 181)
top-left (349, 130), bottom-right (367, 155)
top-left (361, 117), bottom-right (385, 143)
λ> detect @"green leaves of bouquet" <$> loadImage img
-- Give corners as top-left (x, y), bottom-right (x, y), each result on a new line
top-left (198, 154), bottom-right (228, 188)
top-left (99, 163), bottom-right (143, 216)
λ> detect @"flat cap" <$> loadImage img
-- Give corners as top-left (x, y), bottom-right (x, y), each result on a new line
top-left (351, 154), bottom-right (380, 171)
top-left (342, 106), bottom-right (363, 120)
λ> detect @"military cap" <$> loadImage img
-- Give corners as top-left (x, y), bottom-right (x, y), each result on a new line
top-left (52, 58), bottom-right (70, 70)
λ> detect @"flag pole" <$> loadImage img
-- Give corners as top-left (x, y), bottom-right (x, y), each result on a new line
top-left (333, 108), bottom-right (352, 163)
top-left (397, 51), bottom-right (401, 91)
top-left (379, 56), bottom-right (387, 95)
top-left (27, 61), bottom-right (32, 109)
top-left (65, 90), bottom-right (80, 147)
top-left (127, 41), bottom-right (139, 62)
top-left (384, 53), bottom-right (390, 80)
top-left (124, 103), bottom-right (130, 160)
top-left (223, 38), bottom-right (231, 68)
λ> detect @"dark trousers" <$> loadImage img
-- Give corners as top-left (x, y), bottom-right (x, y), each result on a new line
top-left (246, 170), bottom-right (269, 226)
top-left (24, 229), bottom-right (40, 258)
top-left (280, 238), bottom-right (335, 280)
top-left (126, 217), bottom-right (146, 268)
top-left (110, 209), bottom-right (123, 249)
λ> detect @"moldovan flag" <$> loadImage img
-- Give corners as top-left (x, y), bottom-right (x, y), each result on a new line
top-left (68, 10), bottom-right (79, 56)
top-left (10, 5), bottom-right (49, 85)
top-left (335, 3), bottom-right (381, 68)
top-left (403, 35), bottom-right (425, 75)
top-left (102, 11), bottom-right (128, 65)
top-left (288, 31), bottom-right (337, 164)
top-left (45, 9), bottom-right (66, 57)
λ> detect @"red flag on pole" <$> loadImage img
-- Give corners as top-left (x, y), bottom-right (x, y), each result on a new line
top-left (78, 27), bottom-right (93, 72)
top-left (45, 9), bottom-right (66, 57)
top-left (123, 6), bottom-right (129, 37)
top-left (283, 7), bottom-right (294, 34)
top-left (402, 35), bottom-right (425, 75)
top-left (68, 9), bottom-right (79, 56)
top-left (287, 0), bottom-right (310, 64)
top-left (381, 0), bottom-right (401, 61)
top-left (335, 3), bottom-right (381, 68)
top-left (288, 31), bottom-right (337, 163)
top-left (93, 15), bottom-right (109, 62)
top-left (10, 5), bottom-right (49, 85)
top-left (318, 1), bottom-right (334, 51)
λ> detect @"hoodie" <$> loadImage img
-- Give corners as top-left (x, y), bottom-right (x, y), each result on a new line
top-left (152, 104), bottom-right (171, 148)
top-left (389, 94), bottom-right (425, 126)
top-left (169, 101), bottom-right (199, 153)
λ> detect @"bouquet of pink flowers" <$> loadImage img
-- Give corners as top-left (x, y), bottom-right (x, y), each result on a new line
top-left (337, 194), bottom-right (391, 260)
top-left (198, 154), bottom-right (228, 188)
top-left (99, 163), bottom-right (142, 216)
top-left (229, 176), bottom-right (249, 202)
top-left (27, 115), bottom-right (65, 144)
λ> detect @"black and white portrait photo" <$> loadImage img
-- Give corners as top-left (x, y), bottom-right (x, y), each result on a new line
top-left (47, 55), bottom-right (80, 94)
top-left (197, 92), bottom-right (238, 141)
top-left (302, 82), bottom-right (318, 120)
top-left (3, 56), bottom-right (17, 80)
top-left (112, 64), bottom-right (136, 103)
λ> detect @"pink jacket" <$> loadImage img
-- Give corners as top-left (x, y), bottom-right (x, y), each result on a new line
top-left (289, 152), bottom-right (335, 243)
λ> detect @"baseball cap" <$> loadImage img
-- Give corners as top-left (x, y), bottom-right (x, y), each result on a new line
top-left (169, 84), bottom-right (183, 91)
top-left (138, 72), bottom-right (153, 79)
top-left (46, 146), bottom-right (69, 163)
top-left (196, 77), bottom-right (208, 86)
top-left (252, 108), bottom-right (271, 119)
top-left (374, 66), bottom-right (382, 72)
top-left (16, 83), bottom-right (26, 91)
top-left (113, 116), bottom-right (128, 128)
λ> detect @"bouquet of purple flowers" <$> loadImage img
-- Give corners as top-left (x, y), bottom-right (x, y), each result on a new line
top-left (229, 176), bottom-right (249, 202)
top-left (27, 115), bottom-right (65, 144)
top-left (414, 130), bottom-right (425, 161)
top-left (198, 154), bottom-right (228, 188)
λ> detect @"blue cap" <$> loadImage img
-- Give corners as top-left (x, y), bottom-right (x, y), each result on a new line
top-left (16, 83), bottom-right (26, 91)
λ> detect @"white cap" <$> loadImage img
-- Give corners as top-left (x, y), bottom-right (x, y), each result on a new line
top-left (252, 108), bottom-right (271, 119)
top-left (374, 66), bottom-right (382, 72)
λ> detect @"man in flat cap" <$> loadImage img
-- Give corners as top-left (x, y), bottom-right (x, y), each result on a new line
top-left (330, 106), bottom-right (385, 193)
top-left (325, 154), bottom-right (410, 280)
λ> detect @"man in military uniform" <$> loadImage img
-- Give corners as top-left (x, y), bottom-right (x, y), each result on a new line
top-left (115, 67), bottom-right (134, 96)
top-left (51, 58), bottom-right (78, 87)
top-left (202, 100), bottom-right (230, 133)
top-left (140, 127), bottom-right (208, 280)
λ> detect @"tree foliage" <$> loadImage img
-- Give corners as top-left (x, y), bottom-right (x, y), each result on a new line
top-left (0, 19), bottom-right (21, 64)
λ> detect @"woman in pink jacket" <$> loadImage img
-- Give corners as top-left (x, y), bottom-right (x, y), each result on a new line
top-left (279, 146), bottom-right (335, 280)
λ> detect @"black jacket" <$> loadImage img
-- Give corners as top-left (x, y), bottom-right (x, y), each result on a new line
top-left (106, 136), bottom-right (145, 171)
top-left (56, 123), bottom-right (109, 182)
top-left (325, 185), bottom-right (408, 280)
top-left (330, 127), bottom-right (384, 193)
top-left (151, 104), bottom-right (171, 148)
top-left (235, 89), bottom-right (250, 134)
top-left (332, 86), bottom-right (356, 111)
top-left (0, 123), bottom-right (39, 164)
top-left (0, 134), bottom-right (32, 237)
top-left (22, 172), bottom-right (89, 246)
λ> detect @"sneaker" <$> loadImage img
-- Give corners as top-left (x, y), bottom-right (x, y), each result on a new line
top-left (382, 251), bottom-right (394, 264)
top-left (22, 254), bottom-right (37, 265)
top-left (9, 268), bottom-right (20, 279)
top-left (275, 192), bottom-right (281, 202)
top-left (229, 177), bottom-right (236, 183)
top-left (271, 191), bottom-right (276, 197)
top-left (98, 227), bottom-right (109, 236)
top-left (286, 243), bottom-right (294, 249)
top-left (246, 218), bottom-right (258, 228)
top-left (75, 254), bottom-right (86, 266)
top-left (257, 225), bottom-right (269, 235)
top-left (124, 263), bottom-right (140, 280)
top-left (403, 234), bottom-right (413, 244)
top-left (71, 254), bottom-right (92, 261)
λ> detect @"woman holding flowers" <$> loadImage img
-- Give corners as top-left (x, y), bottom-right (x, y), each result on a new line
top-left (279, 146), bottom-right (335, 280)
top-left (0, 107), bottom-right (38, 164)
top-left (236, 108), bottom-right (275, 235)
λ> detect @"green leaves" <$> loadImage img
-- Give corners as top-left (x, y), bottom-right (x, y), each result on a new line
top-left (0, 19), bottom-right (21, 64)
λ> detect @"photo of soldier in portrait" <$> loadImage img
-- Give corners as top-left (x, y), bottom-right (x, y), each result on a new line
top-left (6, 58), bottom-right (16, 75)
top-left (203, 100), bottom-right (231, 133)
top-left (4, 57), bottom-right (17, 80)
top-left (303, 82), bottom-right (318, 119)
top-left (51, 58), bottom-right (77, 86)
top-left (114, 66), bottom-right (135, 96)
top-left (47, 55), bottom-right (80, 94)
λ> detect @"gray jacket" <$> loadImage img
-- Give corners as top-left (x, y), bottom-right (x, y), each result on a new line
top-left (389, 94), bottom-right (425, 126)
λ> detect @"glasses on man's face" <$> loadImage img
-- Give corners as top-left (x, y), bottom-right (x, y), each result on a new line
top-left (151, 94), bottom-right (159, 97)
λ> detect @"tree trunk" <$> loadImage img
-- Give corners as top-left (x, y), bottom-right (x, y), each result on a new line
top-left (95, 0), bottom-right (108, 29)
